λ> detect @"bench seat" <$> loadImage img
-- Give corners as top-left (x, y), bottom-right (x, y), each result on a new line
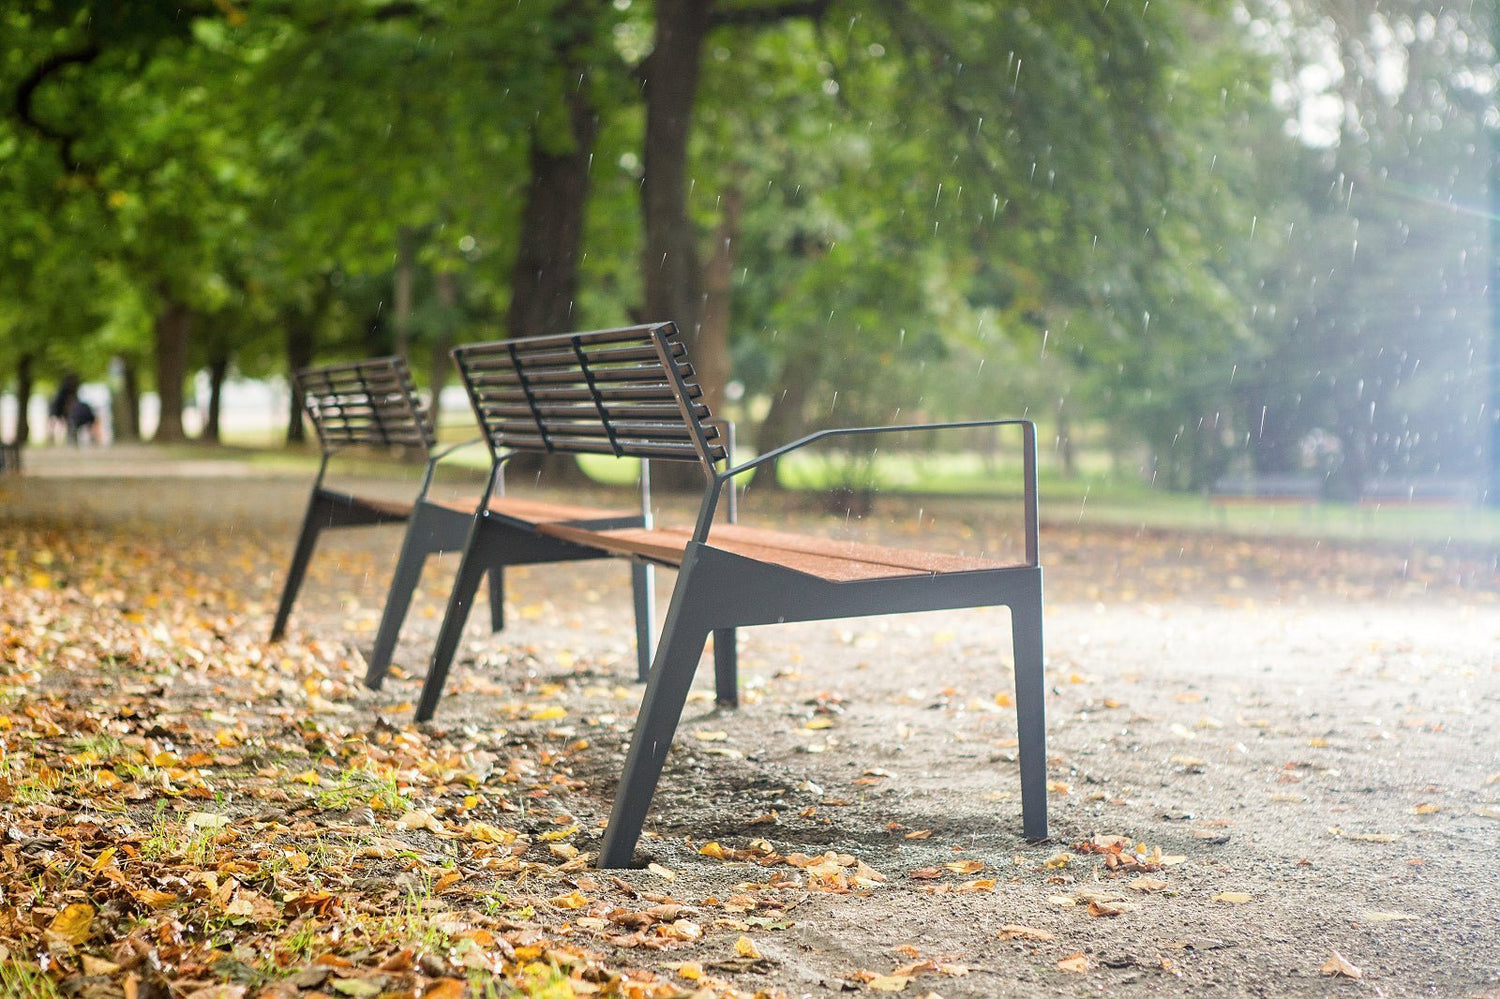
top-left (540, 522), bottom-right (1012, 582)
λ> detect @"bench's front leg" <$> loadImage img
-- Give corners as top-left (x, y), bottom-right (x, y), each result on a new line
top-left (1010, 577), bottom-right (1048, 840)
top-left (712, 628), bottom-right (737, 707)
top-left (271, 491), bottom-right (334, 641)
top-left (598, 563), bottom-right (715, 868)
top-left (415, 518), bottom-right (501, 722)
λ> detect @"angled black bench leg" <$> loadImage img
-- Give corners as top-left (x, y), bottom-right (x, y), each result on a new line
top-left (271, 492), bottom-right (334, 641)
top-left (632, 562), bottom-right (655, 682)
top-left (415, 519), bottom-right (502, 722)
top-left (486, 566), bottom-right (505, 632)
top-left (366, 528), bottom-right (435, 689)
top-left (1010, 578), bottom-right (1048, 840)
top-left (712, 628), bottom-right (737, 707)
top-left (598, 563), bottom-right (715, 868)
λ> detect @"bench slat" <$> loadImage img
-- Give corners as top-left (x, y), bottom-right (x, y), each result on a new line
top-left (537, 523), bottom-right (1011, 582)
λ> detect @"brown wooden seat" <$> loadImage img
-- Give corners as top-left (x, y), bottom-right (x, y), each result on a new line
top-left (412, 321), bottom-right (1048, 870)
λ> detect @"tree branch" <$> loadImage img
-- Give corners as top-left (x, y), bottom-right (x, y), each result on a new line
top-left (709, 0), bottom-right (831, 29)
top-left (13, 44), bottom-right (100, 175)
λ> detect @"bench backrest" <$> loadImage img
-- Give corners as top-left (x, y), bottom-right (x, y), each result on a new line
top-left (451, 323), bottom-right (726, 475)
top-left (297, 357), bottom-right (436, 454)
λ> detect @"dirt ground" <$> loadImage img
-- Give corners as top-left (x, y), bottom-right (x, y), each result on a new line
top-left (4, 454), bottom-right (1500, 997)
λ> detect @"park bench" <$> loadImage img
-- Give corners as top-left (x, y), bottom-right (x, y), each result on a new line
top-left (275, 357), bottom-right (658, 686)
top-left (1208, 473), bottom-right (1323, 506)
top-left (414, 322), bottom-right (1047, 868)
top-left (270, 356), bottom-right (499, 642)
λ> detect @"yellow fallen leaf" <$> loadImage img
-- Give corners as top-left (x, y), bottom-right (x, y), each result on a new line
top-left (1047, 781), bottom-right (1071, 795)
top-left (1057, 952), bottom-right (1090, 973)
top-left (81, 955), bottom-right (121, 976)
top-left (1361, 911), bottom-right (1418, 923)
top-left (548, 889), bottom-right (590, 910)
top-left (804, 717), bottom-right (834, 730)
top-left (135, 889), bottom-right (179, 909)
top-left (529, 705), bottom-right (567, 721)
top-left (735, 936), bottom-right (762, 959)
top-left (676, 961), bottom-right (703, 981)
top-left (1308, 737), bottom-right (1331, 748)
top-left (91, 847), bottom-right (117, 872)
top-left (944, 860), bottom-right (985, 874)
top-left (647, 862), bottom-right (676, 880)
top-left (187, 812), bottom-right (230, 830)
top-left (1212, 892), bottom-right (1253, 904)
top-left (1043, 852), bottom-right (1072, 869)
top-left (693, 730), bottom-right (728, 742)
top-left (956, 879), bottom-right (996, 893)
top-left (1413, 803), bottom-right (1441, 815)
top-left (867, 974), bottom-right (913, 991)
top-left (539, 823), bottom-right (579, 842)
top-left (47, 903), bottom-right (94, 944)
top-left (292, 770), bottom-right (321, 786)
top-left (997, 924), bottom-right (1056, 941)
top-left (1473, 807), bottom-right (1500, 820)
top-left (1320, 950), bottom-right (1362, 979)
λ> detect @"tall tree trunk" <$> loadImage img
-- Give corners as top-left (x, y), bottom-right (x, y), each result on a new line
top-left (13, 353), bottom-right (33, 446)
top-left (393, 226), bottom-right (416, 358)
top-left (507, 87), bottom-right (599, 338)
top-left (204, 351), bottom-right (230, 444)
top-left (698, 182), bottom-right (742, 417)
top-left (116, 357), bottom-right (141, 442)
top-left (152, 299), bottom-right (193, 443)
top-left (641, 0), bottom-right (712, 346)
top-left (284, 276), bottom-right (335, 444)
top-left (430, 269), bottom-right (459, 406)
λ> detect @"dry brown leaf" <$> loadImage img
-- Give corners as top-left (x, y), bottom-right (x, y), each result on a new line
top-left (735, 935), bottom-right (762, 959)
top-left (1320, 950), bottom-right (1362, 979)
top-left (1127, 877), bottom-right (1170, 892)
top-left (1212, 891), bottom-right (1253, 904)
top-left (1057, 952), bottom-right (1090, 973)
top-left (867, 974), bottom-right (913, 991)
top-left (997, 924), bottom-right (1056, 942)
top-left (422, 980), bottom-right (467, 999)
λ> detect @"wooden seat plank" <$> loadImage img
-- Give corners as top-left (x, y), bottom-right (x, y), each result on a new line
top-left (427, 495), bottom-right (633, 526)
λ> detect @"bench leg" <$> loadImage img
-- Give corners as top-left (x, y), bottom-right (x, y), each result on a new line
top-left (365, 526), bottom-right (436, 690)
top-left (632, 562), bottom-right (655, 682)
top-left (712, 628), bottom-right (737, 707)
top-left (597, 578), bottom-right (714, 868)
top-left (486, 566), bottom-right (505, 632)
top-left (415, 522), bottom-right (499, 722)
top-left (270, 495), bottom-right (328, 641)
top-left (1010, 587), bottom-right (1048, 840)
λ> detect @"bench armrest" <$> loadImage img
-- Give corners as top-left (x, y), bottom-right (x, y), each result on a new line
top-left (693, 419), bottom-right (1039, 566)
top-left (419, 436), bottom-right (486, 495)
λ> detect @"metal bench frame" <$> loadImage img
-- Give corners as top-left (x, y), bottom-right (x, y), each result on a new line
top-left (417, 322), bottom-right (1047, 868)
top-left (270, 357), bottom-right (504, 642)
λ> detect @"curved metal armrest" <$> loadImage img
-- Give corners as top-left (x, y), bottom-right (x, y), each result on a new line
top-left (693, 418), bottom-right (1039, 566)
top-left (418, 436), bottom-right (486, 494)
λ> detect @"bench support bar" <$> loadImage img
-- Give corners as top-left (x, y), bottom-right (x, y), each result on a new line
top-left (365, 500), bottom-right (507, 688)
top-left (410, 512), bottom-right (656, 715)
top-left (596, 543), bottom-right (1046, 868)
top-left (271, 488), bottom-right (411, 641)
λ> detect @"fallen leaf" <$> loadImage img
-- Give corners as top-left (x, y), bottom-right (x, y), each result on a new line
top-left (1361, 910), bottom-right (1418, 922)
top-left (186, 811), bottom-right (230, 830)
top-left (1320, 950), bottom-right (1362, 979)
top-left (47, 903), bottom-right (95, 944)
top-left (1127, 877), bottom-right (1170, 893)
top-left (1211, 892), bottom-right (1253, 904)
top-left (1057, 953), bottom-right (1090, 973)
top-left (867, 974), bottom-right (913, 991)
top-left (735, 935), bottom-right (762, 959)
top-left (997, 924), bottom-right (1056, 942)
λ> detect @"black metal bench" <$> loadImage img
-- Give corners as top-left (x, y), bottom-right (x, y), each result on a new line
top-left (270, 357), bottom-right (501, 641)
top-left (415, 322), bottom-right (1048, 868)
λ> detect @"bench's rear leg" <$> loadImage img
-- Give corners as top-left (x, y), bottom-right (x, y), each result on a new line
top-left (365, 520), bottom-right (437, 689)
top-left (632, 562), bottom-right (655, 682)
top-left (414, 522), bottom-right (500, 722)
top-left (712, 628), bottom-right (737, 707)
top-left (598, 583), bottom-right (714, 868)
top-left (1010, 586), bottom-right (1048, 839)
top-left (486, 567), bottom-right (505, 632)
top-left (271, 493), bottom-right (330, 641)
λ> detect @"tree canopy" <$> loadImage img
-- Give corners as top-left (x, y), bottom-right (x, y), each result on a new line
top-left (0, 0), bottom-right (1492, 492)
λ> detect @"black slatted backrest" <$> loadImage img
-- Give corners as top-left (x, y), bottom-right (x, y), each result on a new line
top-left (297, 357), bottom-right (436, 454)
top-left (452, 323), bottom-right (725, 471)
